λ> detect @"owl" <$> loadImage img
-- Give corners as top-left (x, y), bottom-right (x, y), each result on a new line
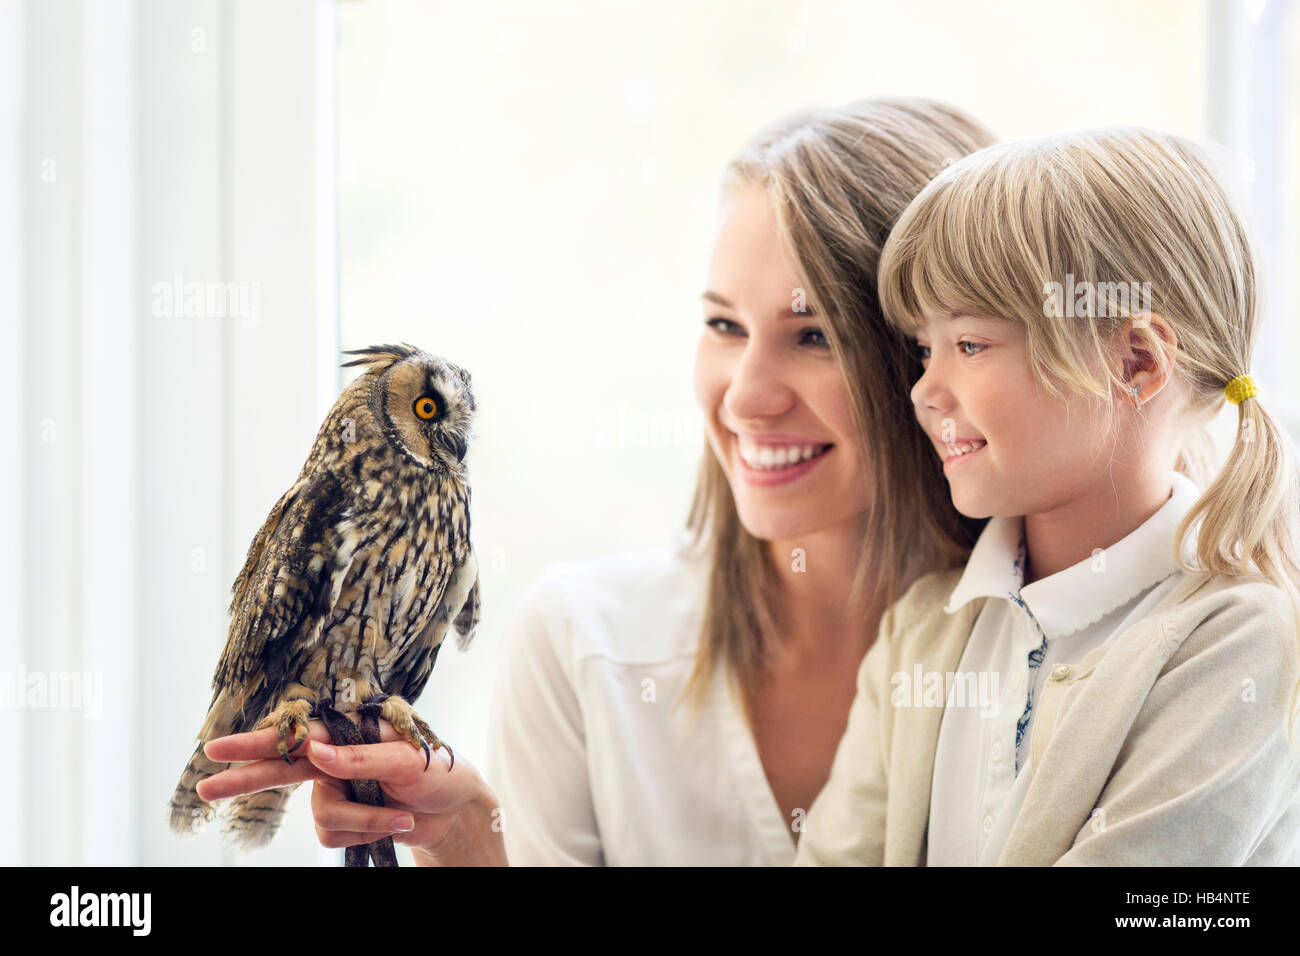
top-left (168, 343), bottom-right (480, 866)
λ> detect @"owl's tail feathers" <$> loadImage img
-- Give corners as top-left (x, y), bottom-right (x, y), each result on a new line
top-left (168, 740), bottom-right (228, 837)
top-left (167, 740), bottom-right (301, 851)
top-left (167, 690), bottom-right (239, 840)
top-left (218, 784), bottom-right (301, 851)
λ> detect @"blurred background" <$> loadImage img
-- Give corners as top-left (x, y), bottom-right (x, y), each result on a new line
top-left (1, 0), bottom-right (1296, 864)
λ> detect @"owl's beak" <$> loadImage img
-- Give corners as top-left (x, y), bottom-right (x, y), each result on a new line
top-left (438, 431), bottom-right (468, 463)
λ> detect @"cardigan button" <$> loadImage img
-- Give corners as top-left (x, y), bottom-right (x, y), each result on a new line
top-left (1050, 664), bottom-right (1072, 681)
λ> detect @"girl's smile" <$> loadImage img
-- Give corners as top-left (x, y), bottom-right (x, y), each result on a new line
top-left (941, 439), bottom-right (987, 470)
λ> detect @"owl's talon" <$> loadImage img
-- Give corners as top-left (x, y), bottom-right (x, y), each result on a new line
top-left (415, 730), bottom-right (454, 772)
top-left (361, 694), bottom-right (453, 773)
top-left (257, 697), bottom-right (314, 763)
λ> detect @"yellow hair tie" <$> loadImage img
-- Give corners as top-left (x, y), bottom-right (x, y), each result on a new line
top-left (1224, 374), bottom-right (1259, 406)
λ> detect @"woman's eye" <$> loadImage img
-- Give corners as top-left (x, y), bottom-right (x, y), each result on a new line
top-left (704, 317), bottom-right (743, 336)
top-left (912, 338), bottom-right (931, 361)
top-left (958, 339), bottom-right (988, 357)
top-left (800, 328), bottom-right (830, 349)
top-left (703, 318), bottom-right (828, 349)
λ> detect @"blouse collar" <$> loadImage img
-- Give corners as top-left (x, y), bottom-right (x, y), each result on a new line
top-left (943, 471), bottom-right (1202, 640)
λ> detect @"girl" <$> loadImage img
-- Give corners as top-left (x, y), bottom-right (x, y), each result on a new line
top-left (195, 98), bottom-right (995, 864)
top-left (796, 128), bottom-right (1300, 866)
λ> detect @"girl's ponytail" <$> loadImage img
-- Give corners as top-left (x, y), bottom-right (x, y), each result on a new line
top-left (1177, 383), bottom-right (1300, 735)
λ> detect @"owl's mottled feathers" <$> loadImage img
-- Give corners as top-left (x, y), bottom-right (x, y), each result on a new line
top-left (169, 343), bottom-right (480, 850)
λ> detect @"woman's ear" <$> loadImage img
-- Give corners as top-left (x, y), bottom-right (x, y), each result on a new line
top-left (1117, 312), bottom-right (1177, 405)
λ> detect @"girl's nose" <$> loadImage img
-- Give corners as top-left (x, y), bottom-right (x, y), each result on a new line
top-left (723, 338), bottom-right (795, 424)
top-left (910, 356), bottom-right (950, 416)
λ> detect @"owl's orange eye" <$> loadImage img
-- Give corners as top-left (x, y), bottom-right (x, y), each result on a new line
top-left (413, 396), bottom-right (439, 420)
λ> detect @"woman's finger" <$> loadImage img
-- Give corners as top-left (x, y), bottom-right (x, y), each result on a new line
top-left (195, 753), bottom-right (322, 801)
top-left (203, 724), bottom-right (332, 762)
top-left (305, 736), bottom-right (448, 784)
top-left (204, 717), bottom-right (405, 762)
top-left (314, 825), bottom-right (407, 850)
top-left (311, 773), bottom-right (350, 800)
top-left (309, 771), bottom-right (417, 814)
top-left (310, 778), bottom-right (417, 834)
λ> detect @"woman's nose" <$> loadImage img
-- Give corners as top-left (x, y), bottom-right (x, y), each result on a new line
top-left (723, 337), bottom-right (795, 424)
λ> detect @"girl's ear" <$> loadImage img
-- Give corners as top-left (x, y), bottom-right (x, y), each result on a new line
top-left (1117, 312), bottom-right (1177, 405)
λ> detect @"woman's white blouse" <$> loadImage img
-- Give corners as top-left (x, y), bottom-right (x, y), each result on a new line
top-left (484, 538), bottom-right (800, 865)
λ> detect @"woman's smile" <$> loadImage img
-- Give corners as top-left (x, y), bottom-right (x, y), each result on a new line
top-left (734, 432), bottom-right (836, 486)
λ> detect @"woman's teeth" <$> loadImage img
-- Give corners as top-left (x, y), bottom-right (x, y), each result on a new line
top-left (944, 439), bottom-right (987, 459)
top-left (738, 438), bottom-right (832, 471)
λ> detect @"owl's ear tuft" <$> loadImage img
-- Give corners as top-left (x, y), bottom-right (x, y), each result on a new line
top-left (340, 343), bottom-right (418, 373)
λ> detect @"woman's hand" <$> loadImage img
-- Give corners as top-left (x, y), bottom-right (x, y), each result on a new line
top-left (197, 718), bottom-right (509, 866)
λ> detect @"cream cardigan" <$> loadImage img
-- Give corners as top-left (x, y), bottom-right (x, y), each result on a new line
top-left (795, 568), bottom-right (1300, 865)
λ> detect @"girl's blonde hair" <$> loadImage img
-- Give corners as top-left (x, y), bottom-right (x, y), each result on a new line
top-left (877, 127), bottom-right (1300, 732)
top-left (678, 98), bottom-right (996, 726)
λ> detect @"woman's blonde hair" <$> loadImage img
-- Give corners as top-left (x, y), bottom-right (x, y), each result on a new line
top-left (877, 127), bottom-right (1300, 732)
top-left (677, 98), bottom-right (996, 726)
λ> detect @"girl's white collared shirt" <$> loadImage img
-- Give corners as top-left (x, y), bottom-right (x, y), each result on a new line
top-left (926, 470), bottom-right (1203, 866)
top-left (485, 536), bottom-right (799, 866)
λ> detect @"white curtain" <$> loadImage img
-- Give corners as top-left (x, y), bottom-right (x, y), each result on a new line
top-left (1, 0), bottom-right (339, 865)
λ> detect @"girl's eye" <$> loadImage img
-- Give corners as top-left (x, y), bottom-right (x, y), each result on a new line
top-left (911, 338), bottom-right (986, 360)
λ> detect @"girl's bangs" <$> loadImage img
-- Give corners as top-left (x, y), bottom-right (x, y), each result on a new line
top-left (880, 148), bottom-right (1056, 336)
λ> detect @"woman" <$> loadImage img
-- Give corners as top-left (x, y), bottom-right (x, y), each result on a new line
top-left (197, 98), bottom-right (994, 865)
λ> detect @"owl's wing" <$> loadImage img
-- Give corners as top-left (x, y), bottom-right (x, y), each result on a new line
top-left (215, 468), bottom-right (355, 708)
top-left (452, 553), bottom-right (481, 653)
top-left (394, 546), bottom-right (479, 702)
